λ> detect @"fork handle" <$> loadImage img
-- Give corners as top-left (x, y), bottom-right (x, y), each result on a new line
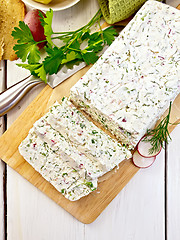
top-left (0, 76), bottom-right (44, 117)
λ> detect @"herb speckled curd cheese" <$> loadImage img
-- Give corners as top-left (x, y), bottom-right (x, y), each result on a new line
top-left (70, 0), bottom-right (180, 149)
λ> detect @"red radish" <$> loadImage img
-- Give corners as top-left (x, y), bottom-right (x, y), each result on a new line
top-left (133, 150), bottom-right (156, 168)
top-left (137, 135), bottom-right (162, 158)
top-left (24, 9), bottom-right (46, 49)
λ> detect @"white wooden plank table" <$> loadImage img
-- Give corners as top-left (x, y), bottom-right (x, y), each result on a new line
top-left (0, 0), bottom-right (179, 239)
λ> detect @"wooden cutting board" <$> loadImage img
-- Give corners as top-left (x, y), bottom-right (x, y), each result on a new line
top-left (0, 5), bottom-right (180, 224)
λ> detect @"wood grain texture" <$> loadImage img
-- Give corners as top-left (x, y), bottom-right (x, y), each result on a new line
top-left (167, 125), bottom-right (180, 240)
top-left (85, 150), bottom-right (165, 240)
top-left (0, 60), bottom-right (5, 240)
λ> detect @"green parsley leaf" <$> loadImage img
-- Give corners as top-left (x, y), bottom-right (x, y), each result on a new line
top-left (82, 50), bottom-right (99, 65)
top-left (102, 26), bottom-right (118, 45)
top-left (61, 51), bottom-right (81, 64)
top-left (92, 130), bottom-right (98, 134)
top-left (12, 21), bottom-right (34, 44)
top-left (43, 9), bottom-right (54, 46)
top-left (12, 9), bottom-right (119, 83)
top-left (17, 63), bottom-right (42, 76)
top-left (43, 46), bottom-right (63, 75)
top-left (85, 182), bottom-right (93, 188)
top-left (34, 65), bottom-right (47, 83)
top-left (12, 21), bottom-right (40, 63)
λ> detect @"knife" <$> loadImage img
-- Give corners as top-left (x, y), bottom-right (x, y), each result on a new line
top-left (0, 26), bottom-right (124, 117)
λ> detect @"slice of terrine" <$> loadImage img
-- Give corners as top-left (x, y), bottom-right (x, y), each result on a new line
top-left (19, 129), bottom-right (97, 201)
top-left (70, 0), bottom-right (180, 149)
top-left (43, 98), bottom-right (131, 171)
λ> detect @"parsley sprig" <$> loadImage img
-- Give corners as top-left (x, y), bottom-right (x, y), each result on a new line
top-left (12, 9), bottom-right (118, 83)
top-left (144, 102), bottom-right (172, 154)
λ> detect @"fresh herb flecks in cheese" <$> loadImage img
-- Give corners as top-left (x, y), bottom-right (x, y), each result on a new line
top-left (44, 98), bottom-right (131, 171)
top-left (70, 0), bottom-right (180, 149)
top-left (19, 129), bottom-right (97, 201)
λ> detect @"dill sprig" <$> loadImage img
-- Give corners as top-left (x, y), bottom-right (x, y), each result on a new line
top-left (144, 102), bottom-right (172, 154)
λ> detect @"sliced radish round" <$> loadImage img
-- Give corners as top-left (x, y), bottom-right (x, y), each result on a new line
top-left (137, 135), bottom-right (162, 158)
top-left (133, 150), bottom-right (156, 168)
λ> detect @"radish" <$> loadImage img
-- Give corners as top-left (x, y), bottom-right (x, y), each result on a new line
top-left (137, 135), bottom-right (162, 158)
top-left (133, 150), bottom-right (156, 168)
top-left (24, 9), bottom-right (46, 49)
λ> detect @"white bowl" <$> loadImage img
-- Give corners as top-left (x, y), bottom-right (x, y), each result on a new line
top-left (22, 0), bottom-right (80, 11)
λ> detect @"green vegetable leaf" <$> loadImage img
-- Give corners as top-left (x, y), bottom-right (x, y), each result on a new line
top-left (102, 26), bottom-right (118, 45)
top-left (43, 9), bottom-right (54, 46)
top-left (85, 182), bottom-right (93, 188)
top-left (82, 50), bottom-right (99, 65)
top-left (81, 30), bottom-right (90, 41)
top-left (62, 51), bottom-right (81, 64)
top-left (17, 63), bottom-right (47, 83)
top-left (43, 46), bottom-right (63, 74)
top-left (12, 21), bottom-right (34, 43)
top-left (12, 21), bottom-right (40, 63)
top-left (88, 32), bottom-right (102, 45)
top-left (34, 65), bottom-right (47, 83)
top-left (27, 45), bottom-right (41, 64)
top-left (17, 63), bottom-right (41, 73)
top-left (13, 43), bottom-right (40, 63)
top-left (12, 9), bottom-right (118, 84)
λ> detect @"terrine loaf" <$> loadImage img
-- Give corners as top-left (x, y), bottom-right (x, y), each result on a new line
top-left (70, 0), bottom-right (180, 149)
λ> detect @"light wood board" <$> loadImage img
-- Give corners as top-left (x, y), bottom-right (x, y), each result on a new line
top-left (0, 5), bottom-right (180, 224)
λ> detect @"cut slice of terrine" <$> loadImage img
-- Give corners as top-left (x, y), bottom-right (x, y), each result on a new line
top-left (19, 129), bottom-right (97, 201)
top-left (33, 115), bottom-right (106, 179)
top-left (70, 0), bottom-right (180, 149)
top-left (43, 98), bottom-right (132, 171)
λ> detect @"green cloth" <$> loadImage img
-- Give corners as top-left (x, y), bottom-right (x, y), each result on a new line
top-left (98, 0), bottom-right (147, 24)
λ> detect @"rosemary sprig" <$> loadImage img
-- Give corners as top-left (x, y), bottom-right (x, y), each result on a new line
top-left (144, 102), bottom-right (172, 154)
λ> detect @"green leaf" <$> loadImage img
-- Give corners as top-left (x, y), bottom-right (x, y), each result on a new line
top-left (12, 21), bottom-right (34, 44)
top-left (27, 45), bottom-right (41, 64)
top-left (13, 43), bottom-right (40, 63)
top-left (81, 30), bottom-right (90, 41)
top-left (17, 63), bottom-right (41, 73)
top-left (43, 46), bottom-right (64, 74)
top-left (82, 50), bottom-right (99, 65)
top-left (61, 51), bottom-right (81, 64)
top-left (102, 26), bottom-right (118, 45)
top-left (69, 39), bottom-right (80, 50)
top-left (88, 32), bottom-right (101, 44)
top-left (86, 40), bottom-right (103, 53)
top-left (34, 65), bottom-right (47, 83)
top-left (12, 21), bottom-right (40, 63)
top-left (17, 63), bottom-right (47, 83)
top-left (43, 9), bottom-right (54, 46)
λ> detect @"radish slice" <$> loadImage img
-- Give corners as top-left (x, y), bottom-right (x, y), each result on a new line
top-left (133, 150), bottom-right (156, 168)
top-left (137, 135), bottom-right (162, 158)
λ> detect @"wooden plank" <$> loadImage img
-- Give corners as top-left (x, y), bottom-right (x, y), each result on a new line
top-left (85, 150), bottom-right (165, 239)
top-left (167, 125), bottom-right (180, 240)
top-left (0, 60), bottom-right (5, 240)
top-left (163, 2), bottom-right (180, 240)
